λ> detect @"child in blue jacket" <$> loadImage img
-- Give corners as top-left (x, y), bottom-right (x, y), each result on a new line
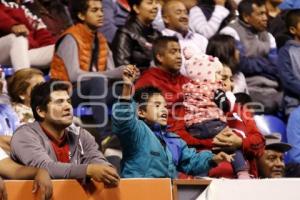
top-left (112, 65), bottom-right (233, 178)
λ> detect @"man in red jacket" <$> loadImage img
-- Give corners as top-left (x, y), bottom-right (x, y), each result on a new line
top-left (135, 36), bottom-right (265, 178)
top-left (135, 36), bottom-right (214, 149)
top-left (0, 0), bottom-right (55, 71)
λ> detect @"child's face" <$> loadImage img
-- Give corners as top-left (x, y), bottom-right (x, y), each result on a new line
top-left (221, 67), bottom-right (233, 92)
top-left (80, 0), bottom-right (104, 30)
top-left (138, 94), bottom-right (168, 126)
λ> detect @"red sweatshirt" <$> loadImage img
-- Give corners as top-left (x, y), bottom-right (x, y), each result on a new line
top-left (0, 1), bottom-right (55, 49)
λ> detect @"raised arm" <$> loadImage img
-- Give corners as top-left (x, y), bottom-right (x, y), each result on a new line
top-left (111, 65), bottom-right (142, 139)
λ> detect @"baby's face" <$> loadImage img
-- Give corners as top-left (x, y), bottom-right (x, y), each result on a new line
top-left (215, 69), bottom-right (222, 82)
top-left (221, 67), bottom-right (234, 92)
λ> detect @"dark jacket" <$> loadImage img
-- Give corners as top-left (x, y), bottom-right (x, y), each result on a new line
top-left (99, 0), bottom-right (130, 43)
top-left (222, 20), bottom-right (279, 80)
top-left (278, 40), bottom-right (300, 116)
top-left (112, 17), bottom-right (161, 70)
top-left (23, 0), bottom-right (72, 40)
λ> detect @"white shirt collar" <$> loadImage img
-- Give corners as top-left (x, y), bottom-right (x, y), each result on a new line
top-left (162, 28), bottom-right (194, 40)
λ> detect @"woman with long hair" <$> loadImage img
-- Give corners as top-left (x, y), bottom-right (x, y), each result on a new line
top-left (206, 34), bottom-right (249, 94)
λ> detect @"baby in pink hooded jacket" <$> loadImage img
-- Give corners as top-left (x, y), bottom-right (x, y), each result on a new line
top-left (182, 48), bottom-right (251, 179)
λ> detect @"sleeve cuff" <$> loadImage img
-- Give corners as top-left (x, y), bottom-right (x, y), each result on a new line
top-left (72, 164), bottom-right (89, 179)
top-left (214, 5), bottom-right (230, 17)
top-left (208, 158), bottom-right (218, 168)
top-left (118, 97), bottom-right (132, 103)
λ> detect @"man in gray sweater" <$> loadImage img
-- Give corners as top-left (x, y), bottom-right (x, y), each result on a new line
top-left (10, 80), bottom-right (119, 186)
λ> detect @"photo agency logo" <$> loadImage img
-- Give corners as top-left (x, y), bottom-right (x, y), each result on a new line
top-left (48, 75), bottom-right (265, 128)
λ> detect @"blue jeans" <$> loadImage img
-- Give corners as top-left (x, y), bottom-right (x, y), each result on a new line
top-left (187, 119), bottom-right (227, 139)
top-left (232, 150), bottom-right (248, 172)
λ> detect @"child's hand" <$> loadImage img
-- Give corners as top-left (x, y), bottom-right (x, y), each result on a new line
top-left (212, 152), bottom-right (234, 164)
top-left (123, 65), bottom-right (140, 84)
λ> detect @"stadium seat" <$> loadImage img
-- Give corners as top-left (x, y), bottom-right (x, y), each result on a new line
top-left (254, 114), bottom-right (290, 162)
top-left (0, 65), bottom-right (14, 77)
top-left (73, 105), bottom-right (112, 117)
top-left (279, 0), bottom-right (300, 10)
top-left (73, 106), bottom-right (93, 117)
top-left (0, 104), bottom-right (19, 135)
top-left (254, 114), bottom-right (287, 142)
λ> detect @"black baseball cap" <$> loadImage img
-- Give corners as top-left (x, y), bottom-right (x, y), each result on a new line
top-left (265, 134), bottom-right (292, 152)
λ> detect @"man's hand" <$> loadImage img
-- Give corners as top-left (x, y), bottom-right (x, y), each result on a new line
top-left (212, 152), bottom-right (234, 164)
top-left (123, 65), bottom-right (140, 85)
top-left (32, 169), bottom-right (53, 200)
top-left (0, 177), bottom-right (7, 200)
top-left (213, 127), bottom-right (234, 147)
top-left (223, 131), bottom-right (243, 149)
top-left (11, 24), bottom-right (29, 36)
top-left (213, 127), bottom-right (243, 149)
top-left (87, 164), bottom-right (120, 187)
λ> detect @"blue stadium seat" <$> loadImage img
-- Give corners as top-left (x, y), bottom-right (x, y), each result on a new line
top-left (254, 114), bottom-right (287, 142)
top-left (73, 105), bottom-right (112, 117)
top-left (3, 67), bottom-right (14, 77)
top-left (0, 65), bottom-right (14, 77)
top-left (0, 104), bottom-right (19, 135)
top-left (44, 74), bottom-right (50, 81)
top-left (279, 0), bottom-right (300, 10)
top-left (255, 114), bottom-right (290, 162)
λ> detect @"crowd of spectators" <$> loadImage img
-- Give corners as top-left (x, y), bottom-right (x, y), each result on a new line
top-left (1, 0), bottom-right (300, 199)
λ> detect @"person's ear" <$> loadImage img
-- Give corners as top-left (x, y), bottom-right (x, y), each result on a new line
top-left (133, 4), bottom-right (140, 15)
top-left (289, 26), bottom-right (296, 35)
top-left (156, 53), bottom-right (164, 65)
top-left (77, 12), bottom-right (85, 21)
top-left (137, 108), bottom-right (146, 119)
top-left (19, 94), bottom-right (25, 102)
top-left (36, 107), bottom-right (46, 119)
top-left (243, 14), bottom-right (250, 24)
top-left (162, 14), bottom-right (170, 26)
